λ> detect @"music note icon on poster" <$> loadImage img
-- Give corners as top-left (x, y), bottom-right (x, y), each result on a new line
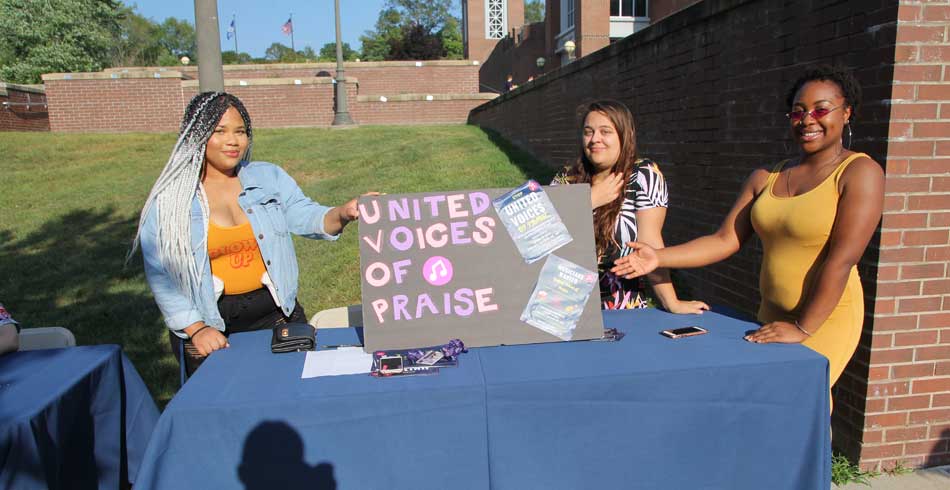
top-left (423, 256), bottom-right (453, 286)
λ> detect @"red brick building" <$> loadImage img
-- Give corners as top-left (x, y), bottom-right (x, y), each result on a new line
top-left (470, 1), bottom-right (706, 92)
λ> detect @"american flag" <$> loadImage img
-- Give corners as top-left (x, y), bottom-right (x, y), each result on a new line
top-left (281, 18), bottom-right (293, 35)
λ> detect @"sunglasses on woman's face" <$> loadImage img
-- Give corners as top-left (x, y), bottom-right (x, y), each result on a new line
top-left (786, 105), bottom-right (842, 123)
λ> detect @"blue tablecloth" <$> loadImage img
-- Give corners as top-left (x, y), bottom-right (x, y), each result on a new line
top-left (0, 345), bottom-right (160, 489)
top-left (135, 308), bottom-right (831, 490)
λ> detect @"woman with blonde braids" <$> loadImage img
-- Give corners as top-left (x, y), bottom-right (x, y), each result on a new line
top-left (555, 100), bottom-right (708, 313)
top-left (131, 92), bottom-right (371, 375)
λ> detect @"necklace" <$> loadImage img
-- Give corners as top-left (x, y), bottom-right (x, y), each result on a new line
top-left (785, 147), bottom-right (845, 197)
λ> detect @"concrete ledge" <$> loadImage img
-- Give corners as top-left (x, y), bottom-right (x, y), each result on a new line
top-left (358, 93), bottom-right (498, 102)
top-left (105, 59), bottom-right (481, 74)
top-left (181, 77), bottom-right (358, 88)
top-left (0, 82), bottom-right (45, 96)
top-left (42, 71), bottom-right (184, 81)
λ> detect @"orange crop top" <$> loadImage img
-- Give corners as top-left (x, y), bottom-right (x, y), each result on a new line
top-left (208, 221), bottom-right (267, 295)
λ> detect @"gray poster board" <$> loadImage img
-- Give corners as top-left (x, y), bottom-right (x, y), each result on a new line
top-left (357, 184), bottom-right (604, 352)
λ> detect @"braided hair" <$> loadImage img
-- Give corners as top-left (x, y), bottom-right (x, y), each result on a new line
top-left (129, 92), bottom-right (253, 304)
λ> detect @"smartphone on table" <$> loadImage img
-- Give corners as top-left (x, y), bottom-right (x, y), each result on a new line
top-left (660, 326), bottom-right (708, 339)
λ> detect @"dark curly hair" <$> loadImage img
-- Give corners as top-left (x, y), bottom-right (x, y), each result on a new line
top-left (785, 65), bottom-right (862, 121)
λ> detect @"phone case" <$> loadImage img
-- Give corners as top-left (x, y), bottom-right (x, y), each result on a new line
top-left (661, 328), bottom-right (707, 339)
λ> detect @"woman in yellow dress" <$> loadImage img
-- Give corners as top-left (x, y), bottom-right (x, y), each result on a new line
top-left (615, 65), bottom-right (884, 392)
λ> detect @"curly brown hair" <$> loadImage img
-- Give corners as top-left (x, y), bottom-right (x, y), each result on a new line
top-left (785, 65), bottom-right (862, 120)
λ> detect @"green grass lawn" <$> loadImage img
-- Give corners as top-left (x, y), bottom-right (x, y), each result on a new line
top-left (0, 125), bottom-right (555, 406)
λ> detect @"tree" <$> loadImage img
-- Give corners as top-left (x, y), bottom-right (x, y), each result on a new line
top-left (525, 0), bottom-right (544, 24)
top-left (0, 0), bottom-right (122, 84)
top-left (110, 5), bottom-right (165, 67)
top-left (360, 0), bottom-right (459, 61)
top-left (439, 17), bottom-right (463, 60)
top-left (297, 46), bottom-right (318, 62)
top-left (264, 42), bottom-right (296, 62)
top-left (318, 42), bottom-right (357, 62)
top-left (157, 17), bottom-right (196, 60)
top-left (388, 23), bottom-right (443, 60)
top-left (388, 0), bottom-right (453, 32)
top-left (222, 50), bottom-right (253, 65)
top-left (359, 8), bottom-right (402, 61)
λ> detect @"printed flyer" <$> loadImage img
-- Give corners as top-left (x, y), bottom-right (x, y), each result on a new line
top-left (521, 254), bottom-right (597, 340)
top-left (492, 180), bottom-right (573, 264)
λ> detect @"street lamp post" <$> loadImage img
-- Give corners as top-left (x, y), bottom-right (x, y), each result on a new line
top-left (194, 0), bottom-right (224, 92)
top-left (563, 40), bottom-right (576, 63)
top-left (332, 0), bottom-right (355, 127)
top-left (535, 57), bottom-right (545, 76)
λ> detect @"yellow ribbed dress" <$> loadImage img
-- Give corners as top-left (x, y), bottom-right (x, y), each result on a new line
top-left (750, 153), bottom-right (867, 388)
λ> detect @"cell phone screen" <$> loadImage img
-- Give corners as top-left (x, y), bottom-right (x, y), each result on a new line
top-left (668, 326), bottom-right (705, 336)
top-left (379, 356), bottom-right (403, 371)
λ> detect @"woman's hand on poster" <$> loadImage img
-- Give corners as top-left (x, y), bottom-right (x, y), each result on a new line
top-left (611, 242), bottom-right (659, 279)
top-left (590, 172), bottom-right (624, 209)
top-left (341, 191), bottom-right (382, 223)
top-left (744, 321), bottom-right (808, 344)
top-left (666, 299), bottom-right (710, 315)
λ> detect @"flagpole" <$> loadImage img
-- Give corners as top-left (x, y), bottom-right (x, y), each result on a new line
top-left (233, 14), bottom-right (238, 54)
top-left (289, 12), bottom-right (295, 52)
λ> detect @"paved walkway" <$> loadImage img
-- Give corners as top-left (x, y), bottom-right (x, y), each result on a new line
top-left (833, 465), bottom-right (950, 489)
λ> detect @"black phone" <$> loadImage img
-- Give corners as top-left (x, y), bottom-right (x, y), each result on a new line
top-left (378, 355), bottom-right (404, 374)
top-left (660, 326), bottom-right (708, 339)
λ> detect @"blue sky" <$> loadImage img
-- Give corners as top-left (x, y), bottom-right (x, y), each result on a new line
top-left (131, 1), bottom-right (461, 58)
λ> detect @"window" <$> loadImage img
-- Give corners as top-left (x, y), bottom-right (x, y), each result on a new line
top-left (486, 0), bottom-right (507, 39)
top-left (566, 0), bottom-right (575, 27)
top-left (610, 0), bottom-right (647, 17)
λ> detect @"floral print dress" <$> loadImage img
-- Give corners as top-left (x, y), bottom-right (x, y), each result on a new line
top-left (554, 159), bottom-right (669, 309)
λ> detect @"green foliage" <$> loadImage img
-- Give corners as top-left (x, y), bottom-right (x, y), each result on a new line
top-left (0, 126), bottom-right (549, 405)
top-left (440, 17), bottom-right (464, 60)
top-left (359, 8), bottom-right (401, 61)
top-left (156, 17), bottom-right (196, 60)
top-left (831, 453), bottom-right (879, 486)
top-left (264, 42), bottom-right (296, 62)
top-left (221, 50), bottom-right (253, 65)
top-left (318, 42), bottom-right (357, 62)
top-left (360, 0), bottom-right (461, 61)
top-left (297, 46), bottom-right (318, 62)
top-left (0, 0), bottom-right (122, 83)
top-left (111, 4), bottom-right (165, 67)
top-left (525, 0), bottom-right (545, 24)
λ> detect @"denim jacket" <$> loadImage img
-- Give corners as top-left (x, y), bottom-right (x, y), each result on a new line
top-left (140, 161), bottom-right (338, 337)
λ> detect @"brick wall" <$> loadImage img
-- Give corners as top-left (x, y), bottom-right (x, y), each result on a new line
top-left (43, 72), bottom-right (184, 133)
top-left (480, 22), bottom-right (548, 93)
top-left (106, 61), bottom-right (481, 96)
top-left (0, 83), bottom-right (49, 131)
top-left (470, 0), bottom-right (949, 470)
top-left (354, 94), bottom-right (497, 125)
top-left (857, 0), bottom-right (950, 471)
top-left (43, 69), bottom-right (496, 132)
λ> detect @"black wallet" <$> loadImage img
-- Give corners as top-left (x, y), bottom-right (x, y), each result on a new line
top-left (271, 322), bottom-right (316, 353)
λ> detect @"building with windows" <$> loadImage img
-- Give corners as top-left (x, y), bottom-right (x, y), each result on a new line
top-left (463, 0), bottom-right (700, 92)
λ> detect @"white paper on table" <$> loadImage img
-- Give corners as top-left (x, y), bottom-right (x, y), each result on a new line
top-left (301, 347), bottom-right (373, 378)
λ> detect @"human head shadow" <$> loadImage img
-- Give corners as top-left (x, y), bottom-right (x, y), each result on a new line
top-left (239, 421), bottom-right (336, 490)
top-left (0, 206), bottom-right (176, 405)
